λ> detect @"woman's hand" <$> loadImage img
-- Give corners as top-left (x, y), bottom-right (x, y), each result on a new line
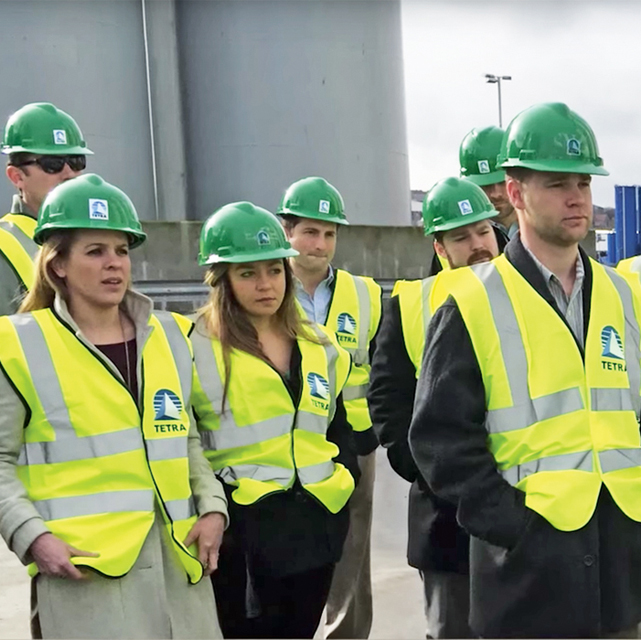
top-left (184, 512), bottom-right (226, 576)
top-left (29, 533), bottom-right (99, 580)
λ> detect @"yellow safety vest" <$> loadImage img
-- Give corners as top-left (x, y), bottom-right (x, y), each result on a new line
top-left (192, 323), bottom-right (354, 514)
top-left (393, 275), bottom-right (451, 373)
top-left (0, 213), bottom-right (37, 290)
top-left (444, 254), bottom-right (641, 531)
top-left (617, 255), bottom-right (641, 277)
top-left (0, 309), bottom-right (204, 581)
top-left (323, 269), bottom-right (381, 433)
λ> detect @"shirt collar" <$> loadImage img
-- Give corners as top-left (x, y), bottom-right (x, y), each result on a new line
top-left (294, 264), bottom-right (334, 293)
top-left (524, 244), bottom-right (584, 289)
top-left (10, 195), bottom-right (31, 215)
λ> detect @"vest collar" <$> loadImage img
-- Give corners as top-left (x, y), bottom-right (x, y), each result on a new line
top-left (503, 232), bottom-right (593, 354)
top-left (52, 290), bottom-right (156, 386)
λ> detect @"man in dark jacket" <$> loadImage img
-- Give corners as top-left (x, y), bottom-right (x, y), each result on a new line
top-left (410, 102), bottom-right (641, 638)
top-left (369, 176), bottom-right (501, 639)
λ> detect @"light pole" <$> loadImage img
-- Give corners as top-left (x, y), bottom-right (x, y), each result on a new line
top-left (485, 74), bottom-right (512, 127)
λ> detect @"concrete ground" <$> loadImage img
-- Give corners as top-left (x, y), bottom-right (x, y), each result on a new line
top-left (0, 450), bottom-right (425, 639)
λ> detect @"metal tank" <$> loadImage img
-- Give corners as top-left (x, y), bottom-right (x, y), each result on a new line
top-left (0, 0), bottom-right (157, 220)
top-left (176, 0), bottom-right (411, 225)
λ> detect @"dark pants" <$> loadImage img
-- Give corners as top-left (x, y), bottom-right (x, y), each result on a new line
top-left (212, 527), bottom-right (335, 639)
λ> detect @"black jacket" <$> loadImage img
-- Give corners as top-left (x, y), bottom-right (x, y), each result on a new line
top-left (368, 294), bottom-right (469, 573)
top-left (409, 235), bottom-right (641, 638)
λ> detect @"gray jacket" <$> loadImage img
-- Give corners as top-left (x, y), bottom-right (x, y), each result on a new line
top-left (0, 290), bottom-right (228, 565)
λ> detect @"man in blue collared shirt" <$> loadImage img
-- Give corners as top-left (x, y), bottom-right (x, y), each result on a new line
top-left (278, 176), bottom-right (381, 640)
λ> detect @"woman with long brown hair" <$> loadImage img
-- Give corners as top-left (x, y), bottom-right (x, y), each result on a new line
top-left (190, 202), bottom-right (358, 639)
top-left (0, 174), bottom-right (227, 639)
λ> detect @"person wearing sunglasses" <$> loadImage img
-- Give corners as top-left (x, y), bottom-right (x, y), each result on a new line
top-left (0, 102), bottom-right (92, 315)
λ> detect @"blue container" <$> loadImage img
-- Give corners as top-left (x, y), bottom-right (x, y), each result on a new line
top-left (607, 231), bottom-right (618, 265)
top-left (615, 186), bottom-right (624, 262)
top-left (622, 185), bottom-right (638, 258)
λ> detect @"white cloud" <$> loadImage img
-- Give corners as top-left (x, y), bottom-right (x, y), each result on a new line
top-left (402, 0), bottom-right (641, 206)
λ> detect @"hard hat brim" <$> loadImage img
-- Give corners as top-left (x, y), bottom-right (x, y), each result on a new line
top-left (464, 170), bottom-right (506, 187)
top-left (34, 222), bottom-right (146, 248)
top-left (199, 246), bottom-right (300, 266)
top-left (499, 158), bottom-right (609, 176)
top-left (277, 210), bottom-right (349, 225)
top-left (1, 145), bottom-right (94, 156)
top-left (425, 208), bottom-right (499, 236)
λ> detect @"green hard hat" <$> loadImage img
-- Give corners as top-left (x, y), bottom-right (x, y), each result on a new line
top-left (422, 177), bottom-right (498, 236)
top-left (276, 177), bottom-right (349, 225)
top-left (459, 126), bottom-right (506, 186)
top-left (2, 102), bottom-right (93, 156)
top-left (199, 201), bottom-right (299, 266)
top-left (35, 174), bottom-right (146, 247)
top-left (497, 102), bottom-right (608, 175)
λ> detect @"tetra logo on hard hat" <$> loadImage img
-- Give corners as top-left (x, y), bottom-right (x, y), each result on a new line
top-left (567, 138), bottom-right (581, 156)
top-left (256, 229), bottom-right (271, 246)
top-left (477, 160), bottom-right (491, 174)
top-left (319, 200), bottom-right (331, 214)
top-left (53, 129), bottom-right (67, 145)
top-left (89, 199), bottom-right (109, 221)
top-left (458, 199), bottom-right (474, 215)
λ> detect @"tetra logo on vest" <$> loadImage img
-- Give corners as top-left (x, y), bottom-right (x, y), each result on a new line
top-left (153, 389), bottom-right (187, 432)
top-left (307, 372), bottom-right (330, 410)
top-left (601, 325), bottom-right (627, 372)
top-left (336, 312), bottom-right (357, 346)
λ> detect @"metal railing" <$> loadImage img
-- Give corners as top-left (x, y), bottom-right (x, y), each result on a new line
top-left (135, 278), bottom-right (397, 312)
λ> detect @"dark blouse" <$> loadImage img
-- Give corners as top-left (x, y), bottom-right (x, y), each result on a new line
top-left (96, 339), bottom-right (138, 400)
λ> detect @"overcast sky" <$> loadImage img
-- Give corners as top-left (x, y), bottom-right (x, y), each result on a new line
top-left (401, 0), bottom-right (641, 207)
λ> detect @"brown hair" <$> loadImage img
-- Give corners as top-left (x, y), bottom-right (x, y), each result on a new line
top-left (505, 167), bottom-right (536, 182)
top-left (195, 258), bottom-right (325, 412)
top-left (19, 231), bottom-right (77, 312)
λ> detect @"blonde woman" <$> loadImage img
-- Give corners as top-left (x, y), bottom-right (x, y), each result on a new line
top-left (190, 202), bottom-right (358, 639)
top-left (0, 174), bottom-right (227, 639)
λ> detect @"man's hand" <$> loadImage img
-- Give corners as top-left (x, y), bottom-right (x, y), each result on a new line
top-left (184, 512), bottom-right (226, 576)
top-left (29, 533), bottom-right (99, 580)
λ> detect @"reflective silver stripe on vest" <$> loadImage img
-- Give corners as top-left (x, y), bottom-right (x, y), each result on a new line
top-left (0, 218), bottom-right (38, 259)
top-left (342, 383), bottom-right (368, 402)
top-left (421, 277), bottom-right (436, 336)
top-left (590, 388), bottom-right (634, 412)
top-left (297, 460), bottom-right (335, 485)
top-left (473, 263), bottom-right (585, 434)
top-left (154, 311), bottom-right (193, 403)
top-left (165, 497), bottom-right (197, 521)
top-left (599, 448), bottom-right (641, 473)
top-left (309, 323), bottom-right (340, 421)
top-left (10, 315), bottom-right (145, 465)
top-left (18, 428), bottom-right (143, 466)
top-left (219, 464), bottom-right (294, 486)
top-left (603, 269), bottom-right (641, 417)
top-left (146, 437), bottom-right (188, 461)
top-left (351, 275), bottom-right (371, 366)
top-left (33, 489), bottom-right (154, 521)
top-left (500, 450), bottom-right (593, 486)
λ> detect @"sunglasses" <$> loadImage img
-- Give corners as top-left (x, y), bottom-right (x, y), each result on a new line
top-left (15, 155), bottom-right (87, 174)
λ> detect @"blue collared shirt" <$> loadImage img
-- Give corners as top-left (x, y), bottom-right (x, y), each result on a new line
top-left (294, 265), bottom-right (335, 325)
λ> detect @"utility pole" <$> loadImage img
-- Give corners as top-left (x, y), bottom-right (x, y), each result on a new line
top-left (485, 74), bottom-right (512, 127)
